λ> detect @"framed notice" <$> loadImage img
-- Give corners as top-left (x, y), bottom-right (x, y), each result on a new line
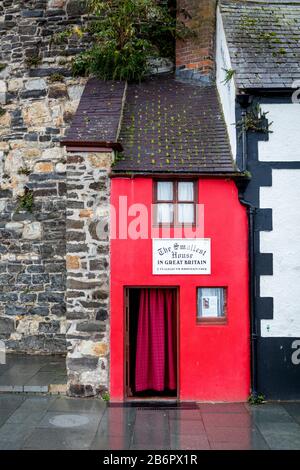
top-left (152, 238), bottom-right (211, 275)
top-left (197, 287), bottom-right (226, 321)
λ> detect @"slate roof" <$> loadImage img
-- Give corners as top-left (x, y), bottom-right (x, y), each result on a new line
top-left (62, 78), bottom-right (125, 149)
top-left (220, 1), bottom-right (300, 89)
top-left (113, 74), bottom-right (235, 174)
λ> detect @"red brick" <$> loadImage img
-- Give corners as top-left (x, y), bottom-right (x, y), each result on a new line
top-left (176, 0), bottom-right (217, 79)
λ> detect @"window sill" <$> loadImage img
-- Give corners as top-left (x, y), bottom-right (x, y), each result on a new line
top-left (197, 318), bottom-right (227, 326)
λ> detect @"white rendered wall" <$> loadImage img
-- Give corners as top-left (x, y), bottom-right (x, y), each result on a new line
top-left (216, 7), bottom-right (237, 159)
top-left (260, 170), bottom-right (300, 337)
top-left (258, 104), bottom-right (300, 162)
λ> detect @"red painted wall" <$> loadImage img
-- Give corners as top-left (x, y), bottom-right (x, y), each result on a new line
top-left (110, 177), bottom-right (250, 402)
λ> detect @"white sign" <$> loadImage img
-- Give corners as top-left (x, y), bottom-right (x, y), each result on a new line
top-left (153, 239), bottom-right (211, 275)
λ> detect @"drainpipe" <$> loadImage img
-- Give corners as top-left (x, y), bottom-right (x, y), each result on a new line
top-left (236, 93), bottom-right (252, 172)
top-left (236, 92), bottom-right (258, 397)
top-left (239, 197), bottom-right (258, 399)
top-left (241, 109), bottom-right (247, 172)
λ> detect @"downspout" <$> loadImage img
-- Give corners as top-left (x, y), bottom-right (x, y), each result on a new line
top-left (239, 197), bottom-right (258, 398)
top-left (236, 93), bottom-right (258, 398)
top-left (241, 109), bottom-right (247, 172)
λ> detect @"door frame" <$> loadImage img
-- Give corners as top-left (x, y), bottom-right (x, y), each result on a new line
top-left (124, 286), bottom-right (180, 402)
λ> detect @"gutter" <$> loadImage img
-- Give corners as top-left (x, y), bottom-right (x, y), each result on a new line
top-left (109, 171), bottom-right (245, 179)
top-left (60, 140), bottom-right (123, 153)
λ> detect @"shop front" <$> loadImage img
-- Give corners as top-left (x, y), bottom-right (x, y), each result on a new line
top-left (110, 176), bottom-right (250, 402)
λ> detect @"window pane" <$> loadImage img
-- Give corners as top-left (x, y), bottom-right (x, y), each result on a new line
top-left (178, 204), bottom-right (194, 224)
top-left (197, 288), bottom-right (225, 319)
top-left (157, 182), bottom-right (173, 201)
top-left (157, 203), bottom-right (174, 223)
top-left (178, 182), bottom-right (194, 201)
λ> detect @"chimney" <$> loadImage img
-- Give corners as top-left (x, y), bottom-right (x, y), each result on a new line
top-left (176, 0), bottom-right (217, 83)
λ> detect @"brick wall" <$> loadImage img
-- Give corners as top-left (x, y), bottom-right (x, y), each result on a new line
top-left (176, 0), bottom-right (217, 83)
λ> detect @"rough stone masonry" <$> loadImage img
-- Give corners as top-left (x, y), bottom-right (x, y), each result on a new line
top-left (65, 151), bottom-right (111, 397)
top-left (0, 0), bottom-right (112, 396)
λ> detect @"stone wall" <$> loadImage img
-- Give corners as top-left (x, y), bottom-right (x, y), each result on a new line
top-left (0, 0), bottom-right (89, 354)
top-left (65, 151), bottom-right (111, 397)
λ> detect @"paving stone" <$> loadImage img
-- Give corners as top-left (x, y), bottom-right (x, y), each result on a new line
top-left (283, 403), bottom-right (300, 424)
top-left (23, 385), bottom-right (49, 393)
top-left (168, 408), bottom-right (202, 421)
top-left (198, 403), bottom-right (249, 414)
top-left (91, 435), bottom-right (131, 450)
top-left (201, 412), bottom-right (252, 428)
top-left (22, 428), bottom-right (96, 450)
top-left (0, 385), bottom-right (23, 392)
top-left (24, 371), bottom-right (63, 387)
top-left (17, 396), bottom-right (56, 412)
top-left (6, 409), bottom-right (48, 426)
top-left (258, 422), bottom-right (300, 450)
top-left (0, 408), bottom-right (16, 427)
top-left (249, 404), bottom-right (295, 425)
top-left (0, 422), bottom-right (35, 445)
top-left (0, 394), bottom-right (25, 410)
top-left (48, 397), bottom-right (106, 414)
top-left (38, 411), bottom-right (101, 431)
top-left (205, 426), bottom-right (264, 446)
top-left (169, 418), bottom-right (207, 435)
top-left (169, 433), bottom-right (210, 450)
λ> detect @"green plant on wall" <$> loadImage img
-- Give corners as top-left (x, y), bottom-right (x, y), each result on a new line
top-left (48, 73), bottom-right (65, 83)
top-left (236, 103), bottom-right (273, 136)
top-left (222, 68), bottom-right (236, 85)
top-left (101, 391), bottom-right (110, 402)
top-left (51, 29), bottom-right (73, 45)
top-left (25, 55), bottom-right (42, 68)
top-left (248, 393), bottom-right (265, 405)
top-left (16, 187), bottom-right (34, 213)
top-left (72, 0), bottom-right (191, 82)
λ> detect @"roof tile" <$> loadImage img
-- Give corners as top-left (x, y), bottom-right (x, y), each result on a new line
top-left (114, 74), bottom-right (235, 174)
top-left (220, 0), bottom-right (300, 89)
top-left (62, 78), bottom-right (126, 146)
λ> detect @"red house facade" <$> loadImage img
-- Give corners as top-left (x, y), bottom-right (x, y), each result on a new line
top-left (109, 77), bottom-right (250, 402)
top-left (110, 177), bottom-right (250, 402)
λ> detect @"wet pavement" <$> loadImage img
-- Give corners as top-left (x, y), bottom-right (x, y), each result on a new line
top-left (0, 355), bottom-right (67, 393)
top-left (0, 395), bottom-right (300, 450)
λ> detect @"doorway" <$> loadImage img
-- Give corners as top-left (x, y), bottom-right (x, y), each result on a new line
top-left (125, 288), bottom-right (178, 400)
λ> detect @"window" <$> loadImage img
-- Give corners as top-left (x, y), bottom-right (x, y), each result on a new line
top-left (155, 180), bottom-right (196, 225)
top-left (197, 288), bottom-right (227, 323)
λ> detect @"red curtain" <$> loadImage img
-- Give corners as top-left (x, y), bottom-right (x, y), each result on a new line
top-left (135, 289), bottom-right (177, 392)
